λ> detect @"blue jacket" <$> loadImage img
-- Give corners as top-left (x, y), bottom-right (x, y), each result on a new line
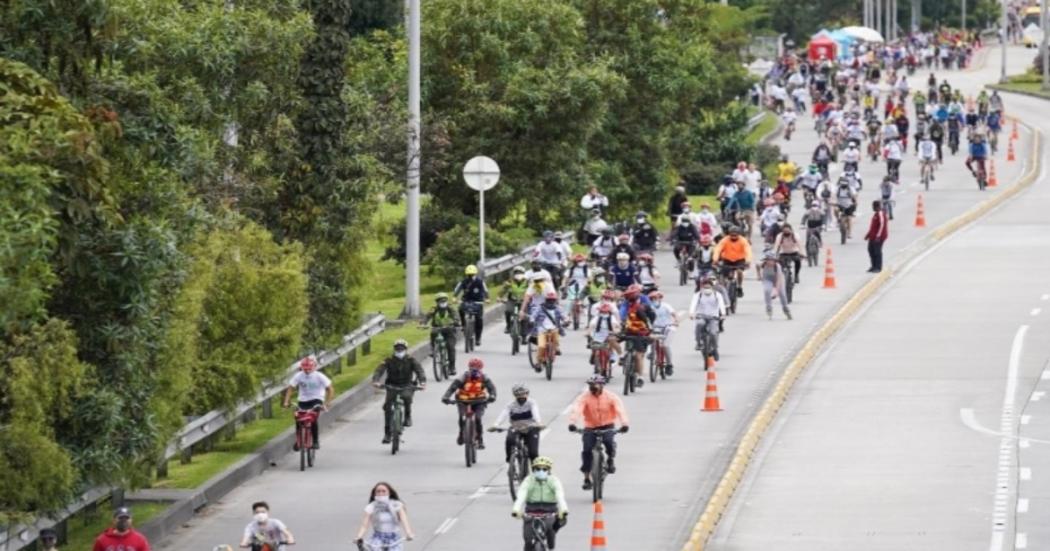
top-left (969, 141), bottom-right (988, 159)
top-left (987, 113), bottom-right (1001, 131)
top-left (728, 189), bottom-right (756, 211)
top-left (609, 264), bottom-right (639, 288)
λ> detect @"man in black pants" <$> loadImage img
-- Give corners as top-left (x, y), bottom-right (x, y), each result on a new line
top-left (864, 200), bottom-right (888, 273)
top-left (372, 339), bottom-right (426, 444)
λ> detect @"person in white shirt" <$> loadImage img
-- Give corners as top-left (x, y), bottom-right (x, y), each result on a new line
top-left (883, 138), bottom-right (903, 179)
top-left (583, 209), bottom-right (608, 244)
top-left (589, 229), bottom-right (615, 262)
top-left (689, 279), bottom-right (726, 361)
top-left (695, 202), bottom-right (720, 238)
top-left (917, 134), bottom-right (937, 180)
top-left (588, 302), bottom-right (621, 372)
top-left (781, 107), bottom-right (798, 133)
top-left (647, 291), bottom-right (679, 375)
top-left (759, 200), bottom-right (782, 236)
top-left (489, 384), bottom-right (543, 463)
top-left (579, 186), bottom-right (608, 213)
top-left (282, 355), bottom-right (333, 450)
top-left (790, 86), bottom-right (809, 112)
top-left (731, 162), bottom-right (749, 185)
top-left (745, 163), bottom-right (763, 192)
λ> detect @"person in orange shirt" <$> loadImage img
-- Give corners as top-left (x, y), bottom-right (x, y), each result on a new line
top-left (568, 375), bottom-right (630, 490)
top-left (712, 226), bottom-right (753, 297)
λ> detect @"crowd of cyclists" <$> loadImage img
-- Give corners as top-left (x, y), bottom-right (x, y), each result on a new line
top-left (243, 28), bottom-right (1010, 551)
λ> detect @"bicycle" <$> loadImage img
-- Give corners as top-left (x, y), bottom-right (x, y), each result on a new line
top-left (446, 398), bottom-right (489, 468)
top-left (696, 315), bottom-right (719, 369)
top-left (971, 158), bottom-right (988, 191)
top-left (589, 339), bottom-right (613, 380)
top-left (835, 205), bottom-right (851, 245)
top-left (355, 538), bottom-right (405, 551)
top-left (989, 131), bottom-right (999, 154)
top-left (293, 405), bottom-right (323, 472)
top-left (243, 540), bottom-right (293, 551)
top-left (648, 327), bottom-right (671, 383)
top-left (675, 241), bottom-right (696, 286)
top-left (489, 425), bottom-right (543, 501)
top-left (948, 131), bottom-right (960, 155)
top-left (428, 329), bottom-right (451, 382)
top-left (506, 300), bottom-right (522, 356)
top-left (538, 329), bottom-right (558, 381)
top-left (565, 284), bottom-right (585, 331)
top-left (520, 510), bottom-right (559, 551)
top-left (573, 426), bottom-right (625, 502)
top-left (461, 301), bottom-right (482, 353)
top-left (717, 264), bottom-right (741, 315)
top-left (620, 334), bottom-right (649, 396)
top-left (920, 158), bottom-right (934, 191)
top-left (805, 228), bottom-right (822, 267)
top-left (778, 255), bottom-right (795, 303)
top-left (380, 384), bottom-right (421, 456)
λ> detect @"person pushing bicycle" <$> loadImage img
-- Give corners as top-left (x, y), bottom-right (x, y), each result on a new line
top-left (568, 375), bottom-right (629, 491)
top-left (371, 339), bottom-right (426, 445)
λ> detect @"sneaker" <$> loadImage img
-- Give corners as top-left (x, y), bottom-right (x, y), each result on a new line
top-left (666, 364), bottom-right (674, 376)
top-left (533, 365), bottom-right (542, 373)
top-left (404, 417), bottom-right (413, 428)
top-left (695, 343), bottom-right (702, 351)
top-left (478, 440), bottom-right (486, 450)
top-left (606, 459), bottom-right (616, 474)
top-left (503, 327), bottom-right (510, 334)
top-left (292, 443), bottom-right (300, 452)
top-left (312, 442), bottom-right (320, 450)
top-left (555, 349), bottom-right (562, 356)
top-left (737, 287), bottom-right (744, 298)
top-left (382, 435), bottom-right (392, 444)
top-left (784, 309), bottom-right (793, 320)
top-left (713, 350), bottom-right (720, 361)
top-left (457, 434), bottom-right (464, 446)
top-left (636, 377), bottom-right (644, 388)
top-left (582, 479), bottom-right (593, 490)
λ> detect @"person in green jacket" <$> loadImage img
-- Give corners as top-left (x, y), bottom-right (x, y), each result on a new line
top-left (500, 267), bottom-right (529, 333)
top-left (511, 456), bottom-right (568, 550)
top-left (421, 293), bottom-right (459, 375)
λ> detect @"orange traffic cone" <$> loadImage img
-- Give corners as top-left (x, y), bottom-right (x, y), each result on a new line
top-left (1008, 139), bottom-right (1016, 162)
top-left (702, 368), bottom-right (722, 412)
top-left (988, 159), bottom-right (998, 187)
top-left (915, 194), bottom-right (927, 228)
top-left (705, 356), bottom-right (716, 370)
top-left (822, 248), bottom-right (837, 289)
top-left (590, 500), bottom-right (607, 550)
top-left (1011, 118), bottom-right (1019, 140)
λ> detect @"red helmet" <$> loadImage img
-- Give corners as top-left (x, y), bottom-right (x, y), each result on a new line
top-left (763, 197), bottom-right (774, 207)
top-left (599, 303), bottom-right (613, 314)
top-left (545, 291), bottom-right (558, 300)
top-left (617, 233), bottom-right (630, 243)
top-left (700, 234), bottom-right (713, 245)
top-left (468, 358), bottom-right (484, 370)
top-left (601, 289), bottom-right (616, 301)
top-left (638, 253), bottom-right (653, 263)
top-left (648, 290), bottom-right (663, 300)
top-left (299, 356), bottom-right (317, 372)
top-left (573, 253), bottom-right (586, 262)
top-left (623, 284), bottom-right (642, 299)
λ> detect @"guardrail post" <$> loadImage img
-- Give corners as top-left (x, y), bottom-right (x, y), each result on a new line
top-left (329, 355), bottom-right (343, 375)
top-left (261, 396), bottom-right (274, 419)
top-left (362, 337), bottom-right (372, 356)
top-left (348, 348), bottom-right (358, 367)
top-left (156, 456), bottom-right (169, 479)
top-left (181, 446), bottom-right (193, 465)
top-left (55, 518), bottom-right (68, 544)
top-left (110, 488), bottom-right (125, 508)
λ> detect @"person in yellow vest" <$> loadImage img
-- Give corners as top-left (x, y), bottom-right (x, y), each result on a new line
top-left (511, 456), bottom-right (568, 550)
top-left (441, 358), bottom-right (497, 449)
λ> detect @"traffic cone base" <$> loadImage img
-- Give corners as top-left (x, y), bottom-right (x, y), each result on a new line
top-left (1008, 139), bottom-right (1016, 162)
top-left (822, 248), bottom-right (837, 289)
top-left (702, 369), bottom-right (723, 412)
top-left (988, 159), bottom-right (998, 187)
top-left (705, 356), bottom-right (715, 369)
top-left (591, 500), bottom-right (607, 550)
top-left (915, 194), bottom-right (927, 228)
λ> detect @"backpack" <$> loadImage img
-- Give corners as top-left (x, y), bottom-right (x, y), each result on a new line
top-left (821, 186), bottom-right (832, 199)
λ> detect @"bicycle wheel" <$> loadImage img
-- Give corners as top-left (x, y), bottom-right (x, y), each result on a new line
top-left (391, 403), bottom-right (403, 455)
top-left (464, 417), bottom-right (476, 467)
top-left (511, 321), bottom-right (520, 356)
top-left (527, 338), bottom-right (538, 370)
top-left (622, 354), bottom-right (632, 395)
top-left (544, 353), bottom-right (553, 381)
top-left (307, 446), bottom-right (315, 468)
top-left (432, 342), bottom-right (443, 382)
top-left (807, 238), bottom-right (819, 267)
top-left (840, 220), bottom-right (847, 245)
top-left (728, 281), bottom-right (738, 314)
top-left (464, 318), bottom-right (474, 353)
top-left (299, 426), bottom-right (307, 472)
top-left (679, 262), bottom-right (688, 286)
top-left (572, 303), bottom-right (580, 331)
top-left (648, 344), bottom-right (658, 383)
top-left (507, 447), bottom-right (520, 501)
top-left (591, 448), bottom-right (604, 503)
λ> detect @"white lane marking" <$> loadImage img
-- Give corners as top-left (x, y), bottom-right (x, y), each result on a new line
top-left (1020, 439), bottom-right (1031, 448)
top-left (1021, 467), bottom-right (1032, 481)
top-left (1041, 294), bottom-right (1049, 301)
top-left (1018, 498), bottom-right (1029, 513)
top-left (1042, 370), bottom-right (1050, 380)
top-left (1032, 308), bottom-right (1042, 316)
top-left (1033, 391), bottom-right (1046, 402)
top-left (434, 517), bottom-right (458, 535)
top-left (988, 326), bottom-right (1029, 551)
top-left (1021, 415), bottom-right (1031, 425)
top-left (958, 409), bottom-right (1050, 443)
top-left (468, 486), bottom-right (490, 500)
top-left (1017, 533), bottom-right (1028, 549)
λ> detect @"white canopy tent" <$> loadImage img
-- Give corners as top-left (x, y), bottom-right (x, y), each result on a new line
top-left (840, 26), bottom-right (885, 43)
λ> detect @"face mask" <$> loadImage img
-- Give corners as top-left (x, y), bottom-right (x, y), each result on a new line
top-left (589, 386), bottom-right (602, 395)
top-left (115, 520), bottom-right (130, 532)
top-left (254, 512), bottom-right (269, 523)
top-left (653, 301), bottom-right (661, 308)
top-left (514, 274), bottom-right (524, 281)
top-left (636, 218), bottom-right (645, 224)
top-left (516, 396), bottom-right (527, 405)
top-left (702, 288), bottom-right (713, 295)
top-left (374, 495), bottom-right (390, 503)
top-left (469, 369), bottom-right (482, 379)
top-left (437, 301), bottom-right (448, 309)
top-left (545, 302), bottom-right (556, 309)
top-left (395, 351), bottom-right (407, 359)
top-left (701, 208), bottom-right (709, 214)
top-left (533, 470), bottom-right (549, 481)
top-left (576, 261), bottom-right (585, 267)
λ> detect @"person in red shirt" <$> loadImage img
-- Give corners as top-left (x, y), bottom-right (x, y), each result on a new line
top-left (93, 507), bottom-right (150, 551)
top-left (864, 200), bottom-right (889, 273)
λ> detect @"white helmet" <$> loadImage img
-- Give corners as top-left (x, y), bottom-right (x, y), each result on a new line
top-left (616, 252), bottom-right (630, 261)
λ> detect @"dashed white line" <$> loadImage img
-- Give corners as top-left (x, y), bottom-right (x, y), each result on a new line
top-left (1021, 415), bottom-right (1031, 425)
top-left (988, 326), bottom-right (1029, 551)
top-left (434, 517), bottom-right (458, 535)
top-left (1033, 391), bottom-right (1045, 402)
top-left (468, 486), bottom-right (490, 500)
top-left (1017, 533), bottom-right (1028, 549)
top-left (1041, 294), bottom-right (1049, 301)
top-left (1021, 467), bottom-right (1032, 481)
top-left (1020, 439), bottom-right (1031, 449)
top-left (1031, 308), bottom-right (1042, 316)
top-left (1018, 498), bottom-right (1029, 513)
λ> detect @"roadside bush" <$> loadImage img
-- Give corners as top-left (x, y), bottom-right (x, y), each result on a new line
top-left (424, 224), bottom-right (525, 287)
top-left (680, 163), bottom-right (729, 195)
top-left (753, 143), bottom-right (783, 182)
top-left (383, 202), bottom-right (471, 265)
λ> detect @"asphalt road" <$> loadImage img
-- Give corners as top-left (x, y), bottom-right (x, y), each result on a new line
top-left (711, 47), bottom-right (1050, 551)
top-left (157, 46), bottom-right (1034, 551)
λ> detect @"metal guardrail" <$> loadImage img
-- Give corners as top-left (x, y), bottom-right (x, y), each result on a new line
top-left (161, 314), bottom-right (386, 463)
top-left (0, 315), bottom-right (386, 550)
top-left (480, 229), bottom-right (575, 278)
top-left (747, 112), bottom-right (765, 131)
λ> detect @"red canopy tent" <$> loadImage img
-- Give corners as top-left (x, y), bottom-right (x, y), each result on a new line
top-left (808, 36), bottom-right (837, 63)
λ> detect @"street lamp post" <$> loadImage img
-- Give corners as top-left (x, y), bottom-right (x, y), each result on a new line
top-left (403, 0), bottom-right (422, 318)
top-left (1000, 0), bottom-right (1008, 83)
top-left (961, 0), bottom-right (966, 32)
top-left (1043, 0), bottom-right (1050, 91)
top-left (462, 156), bottom-right (501, 272)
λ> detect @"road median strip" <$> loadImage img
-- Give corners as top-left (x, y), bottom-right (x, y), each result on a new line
top-left (680, 121), bottom-right (1043, 551)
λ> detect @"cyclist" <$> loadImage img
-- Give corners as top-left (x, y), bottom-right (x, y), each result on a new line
top-left (38, 529), bottom-right (57, 551)
top-left (946, 110), bottom-right (962, 152)
top-left (583, 208), bottom-right (608, 244)
top-left (500, 268), bottom-right (529, 335)
top-left (609, 252), bottom-right (639, 291)
top-left (631, 212), bottom-right (658, 254)
top-left (563, 253), bottom-right (591, 312)
top-left (588, 302), bottom-right (621, 377)
top-left (667, 185), bottom-right (688, 230)
top-left (441, 358), bottom-right (497, 448)
top-left (529, 291), bottom-right (567, 368)
top-left (841, 141), bottom-right (861, 174)
top-left (282, 355), bottom-right (332, 451)
top-left (422, 293), bottom-right (459, 374)
top-left (696, 202), bottom-right (720, 238)
top-left (568, 375), bottom-right (630, 490)
top-left (798, 164), bottom-right (822, 197)
top-left (965, 130), bottom-right (989, 184)
top-left (584, 270), bottom-right (610, 311)
top-left (636, 253), bottom-right (660, 291)
top-left (520, 272), bottom-right (556, 321)
top-left (918, 132), bottom-right (937, 181)
top-left (883, 138), bottom-right (903, 181)
top-left (989, 90), bottom-right (1004, 115)
top-left (693, 234), bottom-right (717, 282)
top-left (241, 502), bottom-right (295, 551)
top-left (589, 227), bottom-right (616, 264)
top-left (453, 265), bottom-right (488, 347)
top-left (94, 507), bottom-right (150, 551)
top-left (611, 234), bottom-right (635, 263)
top-left (712, 226), bottom-right (752, 296)
top-left (758, 251), bottom-right (792, 320)
top-left (511, 456), bottom-right (568, 551)
top-left (879, 175), bottom-right (896, 220)
top-left (976, 90), bottom-right (989, 119)
top-left (777, 155), bottom-right (798, 188)
top-left (913, 113), bottom-right (928, 153)
top-left (881, 116), bottom-right (899, 145)
top-left (781, 105), bottom-right (798, 139)
top-left (987, 110), bottom-right (1002, 150)
top-left (523, 260), bottom-right (552, 288)
top-left (773, 224), bottom-right (803, 284)
top-left (533, 231), bottom-right (565, 290)
top-left (929, 118), bottom-right (945, 162)
top-left (490, 384), bottom-right (543, 464)
top-left (354, 483), bottom-right (416, 551)
top-left (618, 283), bottom-right (655, 386)
top-left (648, 290), bottom-right (679, 376)
top-left (964, 105), bottom-right (979, 132)
top-left (758, 198), bottom-right (782, 238)
top-left (672, 217), bottom-right (699, 266)
top-left (833, 177), bottom-right (857, 239)
top-left (725, 181), bottom-right (757, 240)
top-left (812, 141), bottom-right (833, 179)
top-left (372, 339), bottom-right (426, 444)
top-left (689, 277), bottom-right (726, 360)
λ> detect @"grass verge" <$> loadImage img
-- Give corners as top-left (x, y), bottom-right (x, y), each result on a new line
top-left (990, 78), bottom-right (1050, 100)
top-left (746, 111), bottom-right (777, 144)
top-left (63, 500), bottom-right (167, 549)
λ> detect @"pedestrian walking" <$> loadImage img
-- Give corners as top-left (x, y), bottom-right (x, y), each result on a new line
top-left (864, 200), bottom-right (889, 273)
top-left (93, 507), bottom-right (150, 551)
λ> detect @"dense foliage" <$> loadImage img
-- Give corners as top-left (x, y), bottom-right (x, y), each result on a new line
top-left (0, 0), bottom-right (756, 522)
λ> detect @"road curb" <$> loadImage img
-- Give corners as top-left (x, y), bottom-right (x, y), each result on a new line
top-left (986, 83), bottom-right (1050, 102)
top-left (141, 304), bottom-right (508, 545)
top-left (680, 122), bottom-right (1043, 551)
